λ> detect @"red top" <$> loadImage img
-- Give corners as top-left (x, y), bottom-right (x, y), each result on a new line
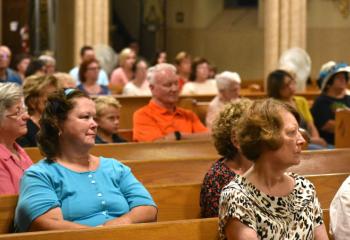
top-left (0, 143), bottom-right (33, 195)
top-left (133, 100), bottom-right (208, 142)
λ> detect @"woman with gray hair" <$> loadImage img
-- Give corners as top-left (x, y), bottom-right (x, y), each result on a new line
top-left (206, 71), bottom-right (241, 129)
top-left (0, 83), bottom-right (33, 195)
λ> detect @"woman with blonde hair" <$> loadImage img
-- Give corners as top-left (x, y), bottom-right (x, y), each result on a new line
top-left (17, 75), bottom-right (61, 147)
top-left (94, 96), bottom-right (126, 143)
top-left (110, 48), bottom-right (136, 93)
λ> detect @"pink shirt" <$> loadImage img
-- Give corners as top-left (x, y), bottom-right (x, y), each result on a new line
top-left (110, 67), bottom-right (129, 87)
top-left (0, 143), bottom-right (33, 195)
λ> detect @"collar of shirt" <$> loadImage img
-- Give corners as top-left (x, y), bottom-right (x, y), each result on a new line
top-left (148, 99), bottom-right (184, 117)
top-left (0, 142), bottom-right (24, 161)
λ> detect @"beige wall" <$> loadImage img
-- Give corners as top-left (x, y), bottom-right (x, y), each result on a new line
top-left (166, 0), bottom-right (350, 81)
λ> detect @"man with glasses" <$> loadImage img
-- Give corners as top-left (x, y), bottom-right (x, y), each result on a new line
top-left (0, 45), bottom-right (22, 85)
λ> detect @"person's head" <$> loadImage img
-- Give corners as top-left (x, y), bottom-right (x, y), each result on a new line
top-left (80, 45), bottom-right (95, 62)
top-left (190, 57), bottom-right (209, 81)
top-left (236, 99), bottom-right (305, 166)
top-left (118, 48), bottom-right (136, 69)
top-left (152, 50), bottom-right (167, 66)
top-left (132, 58), bottom-right (149, 81)
top-left (212, 98), bottom-right (253, 160)
top-left (23, 75), bottom-right (60, 116)
top-left (53, 72), bottom-right (77, 88)
top-left (79, 58), bottom-right (100, 83)
top-left (208, 64), bottom-right (217, 79)
top-left (38, 55), bottom-right (56, 75)
top-left (37, 89), bottom-right (96, 159)
top-left (12, 53), bottom-right (31, 75)
top-left (25, 59), bottom-right (46, 77)
top-left (318, 61), bottom-right (350, 93)
top-left (95, 96), bottom-right (121, 135)
top-left (129, 40), bottom-right (140, 55)
top-left (174, 51), bottom-right (192, 75)
top-left (267, 69), bottom-right (296, 100)
top-left (0, 45), bottom-right (12, 70)
top-left (0, 83), bottom-right (29, 140)
top-left (216, 71), bottom-right (241, 101)
top-left (148, 63), bottom-right (179, 107)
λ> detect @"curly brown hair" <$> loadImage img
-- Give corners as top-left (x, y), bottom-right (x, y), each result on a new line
top-left (236, 98), bottom-right (301, 161)
top-left (211, 98), bottom-right (253, 160)
top-left (37, 89), bottom-right (90, 160)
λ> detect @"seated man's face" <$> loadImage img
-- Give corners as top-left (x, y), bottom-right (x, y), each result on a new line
top-left (0, 47), bottom-right (11, 69)
top-left (151, 70), bottom-right (179, 106)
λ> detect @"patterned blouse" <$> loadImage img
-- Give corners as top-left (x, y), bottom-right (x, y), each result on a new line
top-left (219, 173), bottom-right (324, 240)
top-left (200, 158), bottom-right (236, 218)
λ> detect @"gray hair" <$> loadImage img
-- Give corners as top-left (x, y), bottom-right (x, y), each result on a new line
top-left (216, 71), bottom-right (241, 90)
top-left (0, 83), bottom-right (23, 121)
top-left (148, 63), bottom-right (176, 84)
top-left (39, 55), bottom-right (56, 65)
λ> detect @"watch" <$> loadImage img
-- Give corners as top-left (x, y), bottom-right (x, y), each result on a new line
top-left (174, 131), bottom-right (181, 141)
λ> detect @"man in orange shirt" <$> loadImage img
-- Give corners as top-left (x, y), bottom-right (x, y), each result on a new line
top-left (133, 63), bottom-right (209, 142)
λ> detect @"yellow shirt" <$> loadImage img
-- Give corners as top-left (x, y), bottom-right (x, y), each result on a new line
top-left (293, 96), bottom-right (313, 123)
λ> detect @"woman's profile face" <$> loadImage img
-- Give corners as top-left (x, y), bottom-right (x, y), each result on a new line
top-left (269, 110), bottom-right (305, 167)
top-left (0, 99), bottom-right (29, 139)
top-left (279, 75), bottom-right (296, 99)
top-left (60, 97), bottom-right (97, 148)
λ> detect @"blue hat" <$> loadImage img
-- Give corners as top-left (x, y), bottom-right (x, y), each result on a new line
top-left (318, 62), bottom-right (350, 91)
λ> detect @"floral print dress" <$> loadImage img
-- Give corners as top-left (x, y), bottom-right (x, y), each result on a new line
top-left (219, 173), bottom-right (324, 240)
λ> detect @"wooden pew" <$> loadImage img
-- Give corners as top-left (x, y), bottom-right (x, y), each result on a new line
top-left (0, 218), bottom-right (219, 240)
top-left (335, 109), bottom-right (350, 148)
top-left (0, 173), bottom-right (346, 234)
top-left (25, 139), bottom-right (219, 163)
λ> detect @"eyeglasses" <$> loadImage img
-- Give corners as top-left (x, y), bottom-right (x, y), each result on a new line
top-left (5, 106), bottom-right (28, 119)
top-left (87, 66), bottom-right (101, 71)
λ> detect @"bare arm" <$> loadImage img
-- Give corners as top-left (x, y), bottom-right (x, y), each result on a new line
top-left (103, 205), bottom-right (157, 226)
top-left (29, 207), bottom-right (90, 231)
top-left (307, 122), bottom-right (328, 147)
top-left (224, 218), bottom-right (258, 240)
top-left (314, 224), bottom-right (329, 240)
top-left (321, 120), bottom-right (335, 133)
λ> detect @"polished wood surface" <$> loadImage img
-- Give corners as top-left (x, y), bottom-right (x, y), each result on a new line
top-left (335, 109), bottom-right (350, 148)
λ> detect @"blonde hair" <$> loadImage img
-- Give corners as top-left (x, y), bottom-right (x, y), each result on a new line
top-left (23, 75), bottom-right (60, 115)
top-left (53, 72), bottom-right (76, 88)
top-left (95, 96), bottom-right (121, 117)
top-left (118, 48), bottom-right (134, 67)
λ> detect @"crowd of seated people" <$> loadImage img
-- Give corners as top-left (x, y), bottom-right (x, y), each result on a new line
top-left (2, 42), bottom-right (350, 239)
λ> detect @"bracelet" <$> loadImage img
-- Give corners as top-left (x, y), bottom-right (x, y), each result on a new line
top-left (174, 131), bottom-right (181, 141)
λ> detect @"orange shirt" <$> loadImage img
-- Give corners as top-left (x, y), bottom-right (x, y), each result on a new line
top-left (133, 100), bottom-right (208, 142)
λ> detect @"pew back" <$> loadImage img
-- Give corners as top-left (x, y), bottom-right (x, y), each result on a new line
top-left (335, 109), bottom-right (350, 148)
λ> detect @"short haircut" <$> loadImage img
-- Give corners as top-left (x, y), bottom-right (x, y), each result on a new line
top-left (80, 45), bottom-right (94, 57)
top-left (132, 58), bottom-right (149, 73)
top-left (23, 75), bottom-right (60, 115)
top-left (25, 59), bottom-right (45, 77)
top-left (78, 58), bottom-right (99, 83)
top-left (216, 71), bottom-right (241, 91)
top-left (37, 89), bottom-right (90, 160)
top-left (0, 83), bottom-right (23, 121)
top-left (147, 63), bottom-right (176, 85)
top-left (212, 98), bottom-right (253, 160)
top-left (189, 57), bottom-right (209, 81)
top-left (95, 96), bottom-right (121, 117)
top-left (38, 55), bottom-right (56, 66)
top-left (237, 98), bottom-right (301, 161)
top-left (267, 69), bottom-right (294, 99)
top-left (174, 51), bottom-right (191, 65)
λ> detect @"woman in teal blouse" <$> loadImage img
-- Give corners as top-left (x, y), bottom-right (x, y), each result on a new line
top-left (14, 89), bottom-right (157, 232)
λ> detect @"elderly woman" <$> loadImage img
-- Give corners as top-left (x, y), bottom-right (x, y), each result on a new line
top-left (122, 59), bottom-right (151, 96)
top-left (267, 69), bottom-right (328, 149)
top-left (0, 83), bottom-right (33, 195)
top-left (77, 59), bottom-right (110, 95)
top-left (206, 71), bottom-right (241, 128)
top-left (181, 57), bottom-right (218, 95)
top-left (110, 48), bottom-right (136, 94)
top-left (219, 99), bottom-right (328, 239)
top-left (17, 75), bottom-right (60, 147)
top-left (94, 96), bottom-right (126, 144)
top-left (14, 89), bottom-right (157, 232)
top-left (200, 99), bottom-right (253, 218)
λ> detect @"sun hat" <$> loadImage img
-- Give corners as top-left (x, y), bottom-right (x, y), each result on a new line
top-left (318, 61), bottom-right (350, 91)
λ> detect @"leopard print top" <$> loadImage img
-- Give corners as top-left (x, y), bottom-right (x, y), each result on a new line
top-left (219, 173), bottom-right (323, 240)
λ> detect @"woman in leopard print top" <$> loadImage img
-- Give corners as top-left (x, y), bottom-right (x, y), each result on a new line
top-left (219, 99), bottom-right (328, 240)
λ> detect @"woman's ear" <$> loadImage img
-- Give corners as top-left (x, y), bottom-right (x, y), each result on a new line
top-left (231, 130), bottom-right (241, 150)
